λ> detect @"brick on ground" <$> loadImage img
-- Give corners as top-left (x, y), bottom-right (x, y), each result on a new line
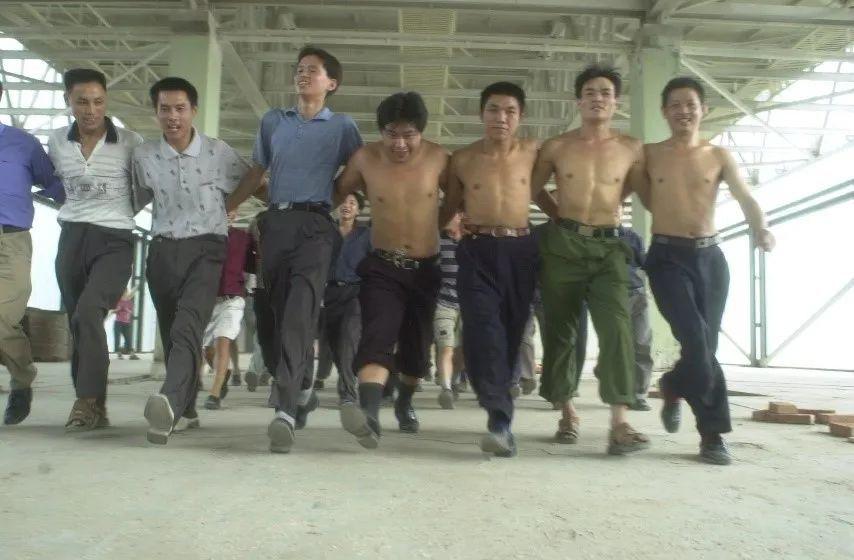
top-left (769, 401), bottom-right (799, 414)
top-left (816, 413), bottom-right (854, 425)
top-left (752, 410), bottom-right (814, 425)
top-left (828, 422), bottom-right (854, 438)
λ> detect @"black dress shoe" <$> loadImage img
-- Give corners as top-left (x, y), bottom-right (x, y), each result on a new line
top-left (700, 435), bottom-right (732, 465)
top-left (4, 388), bottom-right (32, 425)
top-left (394, 400), bottom-right (419, 433)
top-left (295, 391), bottom-right (319, 430)
top-left (659, 379), bottom-right (681, 433)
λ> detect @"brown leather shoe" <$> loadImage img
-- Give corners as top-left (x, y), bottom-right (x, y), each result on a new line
top-left (66, 398), bottom-right (103, 432)
top-left (607, 423), bottom-right (650, 455)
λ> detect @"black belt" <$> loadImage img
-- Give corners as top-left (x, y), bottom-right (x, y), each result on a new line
top-left (557, 218), bottom-right (620, 239)
top-left (327, 280), bottom-right (359, 287)
top-left (272, 201), bottom-right (331, 217)
top-left (0, 224), bottom-right (28, 234)
top-left (652, 234), bottom-right (721, 249)
top-left (372, 249), bottom-right (436, 271)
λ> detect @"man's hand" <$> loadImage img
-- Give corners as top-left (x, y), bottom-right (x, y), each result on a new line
top-left (755, 228), bottom-right (776, 252)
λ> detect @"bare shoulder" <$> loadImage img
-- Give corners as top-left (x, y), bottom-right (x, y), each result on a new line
top-left (541, 132), bottom-right (573, 156)
top-left (617, 133), bottom-right (643, 153)
top-left (519, 137), bottom-right (541, 154)
top-left (711, 143), bottom-right (734, 163)
top-left (423, 140), bottom-right (450, 164)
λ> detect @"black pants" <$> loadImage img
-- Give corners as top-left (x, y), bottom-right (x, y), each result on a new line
top-left (260, 209), bottom-right (338, 416)
top-left (645, 241), bottom-right (732, 435)
top-left (252, 287), bottom-right (276, 377)
top-left (457, 235), bottom-right (538, 421)
top-left (318, 283), bottom-right (361, 402)
top-left (113, 321), bottom-right (133, 354)
top-left (147, 235), bottom-right (225, 418)
top-left (55, 222), bottom-right (133, 399)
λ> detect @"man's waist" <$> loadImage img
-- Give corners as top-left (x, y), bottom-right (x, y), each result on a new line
top-left (465, 224), bottom-right (530, 238)
top-left (0, 224), bottom-right (29, 234)
top-left (557, 218), bottom-right (620, 239)
top-left (270, 201), bottom-right (331, 213)
top-left (652, 233), bottom-right (721, 249)
top-left (327, 279), bottom-right (360, 287)
top-left (372, 249), bottom-right (438, 270)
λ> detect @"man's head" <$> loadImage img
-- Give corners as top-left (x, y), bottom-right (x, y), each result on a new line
top-left (661, 76), bottom-right (707, 134)
top-left (574, 65), bottom-right (622, 123)
top-left (480, 81), bottom-right (525, 140)
top-left (295, 46), bottom-right (342, 99)
top-left (149, 77), bottom-right (198, 145)
top-left (338, 192), bottom-right (364, 222)
top-left (376, 92), bottom-right (428, 163)
top-left (63, 68), bottom-right (108, 136)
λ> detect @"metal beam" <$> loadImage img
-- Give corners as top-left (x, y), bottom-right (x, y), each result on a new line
top-left (220, 41), bottom-right (269, 119)
top-left (671, 3), bottom-right (854, 28)
top-left (681, 43), bottom-right (854, 63)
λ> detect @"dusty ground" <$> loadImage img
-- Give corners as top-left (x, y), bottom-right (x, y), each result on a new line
top-left (1, 359), bottom-right (852, 560)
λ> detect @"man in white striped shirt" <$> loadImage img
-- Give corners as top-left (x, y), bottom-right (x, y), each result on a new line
top-left (48, 68), bottom-right (143, 432)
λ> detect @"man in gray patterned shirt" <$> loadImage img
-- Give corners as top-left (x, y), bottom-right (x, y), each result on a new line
top-left (132, 77), bottom-right (247, 445)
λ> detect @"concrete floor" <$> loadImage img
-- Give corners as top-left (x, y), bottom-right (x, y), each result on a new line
top-left (1, 358), bottom-right (852, 560)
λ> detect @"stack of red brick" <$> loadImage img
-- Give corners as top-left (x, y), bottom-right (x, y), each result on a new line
top-left (752, 402), bottom-right (854, 441)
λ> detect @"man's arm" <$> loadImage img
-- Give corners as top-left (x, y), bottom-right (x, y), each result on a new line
top-left (130, 153), bottom-right (153, 214)
top-left (531, 140), bottom-right (559, 220)
top-left (719, 147), bottom-right (775, 251)
top-left (226, 165), bottom-right (266, 213)
top-left (333, 148), bottom-right (366, 207)
top-left (438, 151), bottom-right (463, 229)
top-left (31, 137), bottom-right (65, 203)
top-left (623, 139), bottom-right (648, 203)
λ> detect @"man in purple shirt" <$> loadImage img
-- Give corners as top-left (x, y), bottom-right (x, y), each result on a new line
top-left (0, 81), bottom-right (66, 425)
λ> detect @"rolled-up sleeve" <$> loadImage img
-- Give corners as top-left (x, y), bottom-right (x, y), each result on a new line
top-left (31, 137), bottom-right (65, 203)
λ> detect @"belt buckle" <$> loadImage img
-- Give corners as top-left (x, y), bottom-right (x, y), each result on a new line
top-left (493, 226), bottom-right (513, 237)
top-left (577, 224), bottom-right (594, 237)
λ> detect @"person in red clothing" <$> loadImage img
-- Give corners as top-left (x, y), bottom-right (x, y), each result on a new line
top-left (113, 289), bottom-right (138, 360)
top-left (203, 227), bottom-right (251, 410)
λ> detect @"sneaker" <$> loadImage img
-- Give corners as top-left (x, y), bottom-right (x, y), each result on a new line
top-left (173, 414), bottom-right (201, 432)
top-left (700, 435), bottom-right (732, 465)
top-left (204, 395), bottom-right (221, 410)
top-left (268, 416), bottom-right (295, 453)
top-left (144, 394), bottom-right (174, 445)
top-left (295, 391), bottom-right (319, 430)
top-left (520, 377), bottom-right (537, 395)
top-left (231, 373), bottom-right (242, 386)
top-left (340, 402), bottom-right (380, 449)
top-left (65, 397), bottom-right (103, 432)
top-left (480, 429), bottom-right (517, 458)
top-left (245, 371), bottom-right (259, 392)
top-left (438, 388), bottom-right (455, 410)
top-left (394, 400), bottom-right (420, 433)
top-left (607, 423), bottom-right (650, 455)
top-left (630, 398), bottom-right (652, 412)
top-left (259, 372), bottom-right (271, 386)
top-left (659, 380), bottom-right (681, 433)
top-left (555, 416), bottom-right (580, 444)
top-left (3, 388), bottom-right (32, 425)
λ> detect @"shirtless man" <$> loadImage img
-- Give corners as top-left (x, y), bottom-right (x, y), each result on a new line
top-left (531, 65), bottom-right (650, 455)
top-left (335, 92), bottom-right (448, 448)
top-left (640, 77), bottom-right (775, 465)
top-left (440, 82), bottom-right (539, 457)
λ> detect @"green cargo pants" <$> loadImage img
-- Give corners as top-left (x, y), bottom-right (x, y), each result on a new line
top-left (538, 222), bottom-right (635, 406)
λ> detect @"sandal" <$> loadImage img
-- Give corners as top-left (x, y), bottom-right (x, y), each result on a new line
top-left (607, 422), bottom-right (650, 455)
top-left (555, 416), bottom-right (580, 444)
top-left (65, 398), bottom-right (102, 432)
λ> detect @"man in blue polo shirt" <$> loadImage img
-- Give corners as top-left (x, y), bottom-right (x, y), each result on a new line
top-left (226, 46), bottom-right (362, 454)
top-left (0, 81), bottom-right (66, 425)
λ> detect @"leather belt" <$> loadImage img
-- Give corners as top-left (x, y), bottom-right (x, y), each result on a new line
top-left (0, 224), bottom-right (28, 234)
top-left (652, 234), bottom-right (721, 249)
top-left (373, 249), bottom-right (435, 271)
top-left (273, 201), bottom-right (330, 212)
top-left (466, 225), bottom-right (530, 238)
top-left (557, 218), bottom-right (620, 239)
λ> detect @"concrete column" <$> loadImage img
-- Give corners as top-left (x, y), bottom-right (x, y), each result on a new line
top-left (168, 12), bottom-right (222, 136)
top-left (629, 35), bottom-right (681, 370)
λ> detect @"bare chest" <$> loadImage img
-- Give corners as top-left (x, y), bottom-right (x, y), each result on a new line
top-left (554, 143), bottom-right (634, 187)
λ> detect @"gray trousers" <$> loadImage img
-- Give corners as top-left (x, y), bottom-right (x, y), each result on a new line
top-left (512, 311), bottom-right (537, 385)
top-left (0, 231), bottom-right (37, 390)
top-left (147, 235), bottom-right (225, 418)
top-left (56, 222), bottom-right (133, 399)
top-left (316, 283), bottom-right (361, 403)
top-left (629, 287), bottom-right (653, 400)
top-left (260, 209), bottom-right (338, 417)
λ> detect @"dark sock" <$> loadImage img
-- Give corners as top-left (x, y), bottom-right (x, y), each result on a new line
top-left (359, 383), bottom-right (384, 421)
top-left (487, 409), bottom-right (511, 433)
top-left (701, 433), bottom-right (722, 445)
top-left (397, 381), bottom-right (416, 408)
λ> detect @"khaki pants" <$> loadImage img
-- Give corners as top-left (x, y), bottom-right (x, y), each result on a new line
top-left (0, 231), bottom-right (37, 390)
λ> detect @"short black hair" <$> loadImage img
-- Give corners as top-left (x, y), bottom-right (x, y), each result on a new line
top-left (480, 81), bottom-right (526, 113)
top-left (149, 77), bottom-right (199, 108)
top-left (661, 76), bottom-right (706, 107)
top-left (343, 191), bottom-right (365, 210)
top-left (63, 68), bottom-right (107, 92)
top-left (297, 46), bottom-right (343, 96)
top-left (376, 92), bottom-right (428, 133)
top-left (574, 65), bottom-right (622, 99)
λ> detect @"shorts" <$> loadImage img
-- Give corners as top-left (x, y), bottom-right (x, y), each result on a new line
top-left (203, 296), bottom-right (246, 346)
top-left (433, 302), bottom-right (461, 349)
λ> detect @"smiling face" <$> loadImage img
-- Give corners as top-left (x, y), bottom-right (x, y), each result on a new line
top-left (338, 193), bottom-right (360, 221)
top-left (155, 89), bottom-right (197, 146)
top-left (576, 76), bottom-right (618, 124)
top-left (294, 54), bottom-right (337, 98)
top-left (662, 87), bottom-right (706, 135)
top-left (66, 81), bottom-right (107, 136)
top-left (481, 94), bottom-right (522, 140)
top-left (381, 121), bottom-right (422, 163)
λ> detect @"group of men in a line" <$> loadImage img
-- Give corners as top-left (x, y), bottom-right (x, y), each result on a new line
top-left (0, 45), bottom-right (774, 466)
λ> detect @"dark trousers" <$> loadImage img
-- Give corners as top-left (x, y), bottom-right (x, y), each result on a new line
top-left (645, 242), bottom-right (732, 435)
top-left (55, 222), bottom-right (133, 399)
top-left (252, 287), bottom-right (276, 377)
top-left (147, 235), bottom-right (225, 418)
top-left (113, 321), bottom-right (133, 354)
top-left (260, 210), bottom-right (338, 416)
top-left (457, 235), bottom-right (538, 421)
top-left (318, 283), bottom-right (361, 402)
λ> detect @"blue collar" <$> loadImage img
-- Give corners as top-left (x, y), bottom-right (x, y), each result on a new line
top-left (284, 106), bottom-right (333, 122)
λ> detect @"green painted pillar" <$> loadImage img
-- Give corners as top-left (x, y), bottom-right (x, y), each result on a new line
top-left (629, 41), bottom-right (680, 371)
top-left (168, 12), bottom-right (222, 136)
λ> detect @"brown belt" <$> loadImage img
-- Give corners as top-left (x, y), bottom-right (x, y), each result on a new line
top-left (466, 225), bottom-right (530, 238)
